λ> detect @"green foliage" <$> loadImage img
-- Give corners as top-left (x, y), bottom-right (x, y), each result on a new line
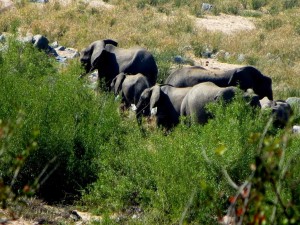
top-left (262, 17), bottom-right (283, 31)
top-left (0, 38), bottom-right (126, 203)
top-left (0, 116), bottom-right (38, 209)
top-left (80, 95), bottom-right (270, 224)
top-left (250, 0), bottom-right (268, 10)
top-left (283, 0), bottom-right (299, 9)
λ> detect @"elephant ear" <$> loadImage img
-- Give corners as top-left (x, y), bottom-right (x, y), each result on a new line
top-left (228, 70), bottom-right (239, 86)
top-left (103, 39), bottom-right (118, 47)
top-left (150, 85), bottom-right (161, 110)
top-left (80, 44), bottom-right (93, 63)
top-left (214, 88), bottom-right (236, 103)
top-left (112, 73), bottom-right (126, 95)
top-left (90, 39), bottom-right (118, 69)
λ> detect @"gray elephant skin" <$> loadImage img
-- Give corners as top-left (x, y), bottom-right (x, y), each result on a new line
top-left (135, 85), bottom-right (192, 129)
top-left (110, 72), bottom-right (150, 108)
top-left (260, 97), bottom-right (292, 128)
top-left (180, 82), bottom-right (261, 125)
top-left (80, 39), bottom-right (158, 87)
top-left (164, 66), bottom-right (273, 100)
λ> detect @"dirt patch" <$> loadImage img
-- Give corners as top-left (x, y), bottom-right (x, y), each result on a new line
top-left (195, 13), bottom-right (256, 35)
top-left (0, 0), bottom-right (114, 10)
top-left (55, 0), bottom-right (114, 8)
top-left (193, 57), bottom-right (242, 71)
top-left (0, 0), bottom-right (13, 12)
top-left (88, 0), bottom-right (114, 9)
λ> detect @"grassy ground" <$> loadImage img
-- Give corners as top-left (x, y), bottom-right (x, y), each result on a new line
top-left (1, 0), bottom-right (300, 224)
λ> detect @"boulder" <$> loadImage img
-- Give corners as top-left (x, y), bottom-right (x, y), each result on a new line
top-left (202, 3), bottom-right (213, 11)
top-left (286, 97), bottom-right (300, 108)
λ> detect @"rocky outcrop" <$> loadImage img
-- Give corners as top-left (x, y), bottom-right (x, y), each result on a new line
top-left (0, 33), bottom-right (80, 64)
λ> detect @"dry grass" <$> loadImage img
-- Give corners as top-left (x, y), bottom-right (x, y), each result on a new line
top-left (0, 0), bottom-right (300, 99)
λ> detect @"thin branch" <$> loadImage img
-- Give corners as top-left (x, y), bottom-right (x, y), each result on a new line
top-left (271, 181), bottom-right (290, 219)
top-left (179, 188), bottom-right (197, 225)
top-left (257, 116), bottom-right (273, 154)
top-left (222, 168), bottom-right (239, 190)
top-left (237, 183), bottom-right (252, 225)
top-left (271, 132), bottom-right (289, 223)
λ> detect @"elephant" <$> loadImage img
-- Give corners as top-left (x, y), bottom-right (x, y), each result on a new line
top-left (180, 82), bottom-right (261, 125)
top-left (110, 72), bottom-right (150, 109)
top-left (79, 39), bottom-right (158, 87)
top-left (134, 84), bottom-right (192, 129)
top-left (164, 65), bottom-right (273, 100)
top-left (260, 97), bottom-right (293, 128)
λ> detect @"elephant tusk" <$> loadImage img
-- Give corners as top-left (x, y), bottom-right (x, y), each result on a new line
top-left (151, 107), bottom-right (157, 116)
top-left (131, 104), bottom-right (137, 111)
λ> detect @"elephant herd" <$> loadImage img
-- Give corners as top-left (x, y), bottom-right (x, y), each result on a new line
top-left (80, 39), bottom-right (292, 130)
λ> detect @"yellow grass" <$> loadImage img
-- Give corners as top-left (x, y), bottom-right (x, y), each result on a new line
top-left (1, 0), bottom-right (300, 99)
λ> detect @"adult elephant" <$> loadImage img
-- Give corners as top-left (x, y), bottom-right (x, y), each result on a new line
top-left (79, 39), bottom-right (158, 87)
top-left (180, 82), bottom-right (261, 125)
top-left (134, 84), bottom-right (192, 129)
top-left (110, 72), bottom-right (150, 109)
top-left (164, 66), bottom-right (273, 100)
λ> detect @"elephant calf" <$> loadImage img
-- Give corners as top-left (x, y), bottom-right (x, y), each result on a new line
top-left (260, 97), bottom-right (293, 128)
top-left (110, 72), bottom-right (150, 109)
top-left (134, 84), bottom-right (192, 129)
top-left (180, 82), bottom-right (261, 125)
top-left (164, 65), bottom-right (273, 100)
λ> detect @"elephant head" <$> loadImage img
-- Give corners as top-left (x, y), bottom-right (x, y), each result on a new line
top-left (110, 72), bottom-right (126, 95)
top-left (214, 87), bottom-right (236, 102)
top-left (80, 39), bottom-right (118, 74)
top-left (228, 66), bottom-right (273, 100)
top-left (134, 86), bottom-right (154, 126)
top-left (135, 86), bottom-right (155, 118)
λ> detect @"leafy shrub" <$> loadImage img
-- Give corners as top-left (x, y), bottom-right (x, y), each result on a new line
top-left (262, 17), bottom-right (283, 31)
top-left (223, 1), bottom-right (241, 15)
top-left (81, 95), bottom-right (269, 224)
top-left (283, 0), bottom-right (299, 9)
top-left (250, 0), bottom-right (268, 10)
top-left (0, 38), bottom-right (126, 203)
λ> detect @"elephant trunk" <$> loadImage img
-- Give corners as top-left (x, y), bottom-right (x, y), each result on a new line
top-left (268, 92), bottom-right (273, 101)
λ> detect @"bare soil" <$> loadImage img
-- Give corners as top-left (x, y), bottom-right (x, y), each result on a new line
top-left (194, 13), bottom-right (256, 35)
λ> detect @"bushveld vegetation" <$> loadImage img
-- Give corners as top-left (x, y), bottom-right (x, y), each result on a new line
top-left (1, 0), bottom-right (300, 224)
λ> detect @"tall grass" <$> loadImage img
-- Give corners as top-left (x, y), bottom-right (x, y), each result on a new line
top-left (1, 0), bottom-right (300, 99)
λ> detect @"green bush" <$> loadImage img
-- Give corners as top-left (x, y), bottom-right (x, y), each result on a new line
top-left (262, 17), bottom-right (283, 31)
top-left (80, 95), bottom-right (269, 224)
top-left (0, 38), bottom-right (126, 203)
top-left (283, 0), bottom-right (299, 9)
top-left (250, 0), bottom-right (268, 10)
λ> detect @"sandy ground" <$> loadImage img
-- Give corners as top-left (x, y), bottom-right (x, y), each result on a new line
top-left (195, 13), bottom-right (256, 34)
top-left (0, 0), bottom-right (114, 10)
top-left (191, 55), bottom-right (242, 71)
top-left (0, 0), bottom-right (13, 12)
top-left (0, 207), bottom-right (102, 225)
